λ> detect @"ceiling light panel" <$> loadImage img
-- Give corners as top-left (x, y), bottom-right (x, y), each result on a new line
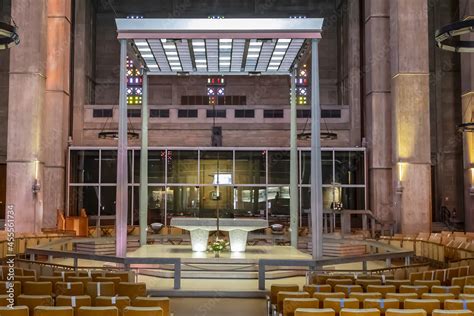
top-left (231, 39), bottom-right (245, 72)
top-left (134, 40), bottom-right (160, 72)
top-left (176, 39), bottom-right (193, 72)
top-left (244, 40), bottom-right (262, 72)
top-left (192, 39), bottom-right (207, 72)
top-left (219, 39), bottom-right (232, 72)
top-left (256, 40), bottom-right (276, 72)
top-left (162, 40), bottom-right (182, 72)
top-left (278, 39), bottom-right (305, 72)
top-left (206, 39), bottom-right (219, 72)
top-left (147, 39), bottom-right (171, 72)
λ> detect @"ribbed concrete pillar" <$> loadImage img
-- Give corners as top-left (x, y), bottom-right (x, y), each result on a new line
top-left (348, 0), bottom-right (361, 147)
top-left (390, 0), bottom-right (432, 234)
top-left (364, 0), bottom-right (393, 222)
top-left (6, 0), bottom-right (48, 233)
top-left (460, 0), bottom-right (474, 232)
top-left (42, 0), bottom-right (71, 227)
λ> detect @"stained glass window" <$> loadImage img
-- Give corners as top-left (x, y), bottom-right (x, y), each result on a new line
top-left (296, 65), bottom-right (308, 105)
top-left (207, 77), bottom-right (225, 105)
top-left (127, 58), bottom-right (143, 106)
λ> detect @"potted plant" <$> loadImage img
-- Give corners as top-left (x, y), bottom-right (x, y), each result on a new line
top-left (208, 239), bottom-right (229, 258)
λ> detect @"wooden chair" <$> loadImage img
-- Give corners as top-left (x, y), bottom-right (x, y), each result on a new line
top-left (277, 292), bottom-right (310, 314)
top-left (432, 311), bottom-right (473, 316)
top-left (313, 292), bottom-right (345, 308)
top-left (117, 282), bottom-right (146, 302)
top-left (0, 306), bottom-right (29, 316)
top-left (323, 298), bottom-right (359, 315)
top-left (385, 293), bottom-right (418, 309)
top-left (349, 292), bottom-right (383, 308)
top-left (404, 299), bottom-right (441, 315)
top-left (421, 293), bottom-right (455, 308)
top-left (399, 285), bottom-right (429, 298)
top-left (363, 298), bottom-right (399, 315)
top-left (444, 299), bottom-right (474, 311)
top-left (55, 282), bottom-right (84, 296)
top-left (303, 284), bottom-right (331, 296)
top-left (78, 307), bottom-right (118, 316)
top-left (95, 296), bottom-right (130, 315)
top-left (104, 272), bottom-right (129, 283)
top-left (367, 285), bottom-right (396, 299)
top-left (340, 308), bottom-right (380, 316)
top-left (283, 298), bottom-right (319, 316)
top-left (295, 309), bottom-right (335, 316)
top-left (122, 307), bottom-right (163, 316)
top-left (17, 295), bottom-right (53, 316)
top-left (132, 297), bottom-right (170, 316)
top-left (56, 295), bottom-right (92, 316)
top-left (334, 285), bottom-right (363, 298)
top-left (85, 282), bottom-right (115, 305)
top-left (385, 309), bottom-right (427, 316)
top-left (431, 286), bottom-right (461, 298)
top-left (33, 306), bottom-right (74, 316)
top-left (23, 281), bottom-right (53, 296)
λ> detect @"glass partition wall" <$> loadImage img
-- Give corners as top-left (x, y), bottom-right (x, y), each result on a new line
top-left (68, 147), bottom-right (366, 227)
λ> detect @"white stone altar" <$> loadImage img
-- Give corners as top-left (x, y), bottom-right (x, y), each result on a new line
top-left (170, 217), bottom-right (269, 252)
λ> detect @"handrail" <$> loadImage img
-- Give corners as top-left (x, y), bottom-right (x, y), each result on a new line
top-left (25, 247), bottom-right (182, 289)
top-left (258, 250), bottom-right (414, 290)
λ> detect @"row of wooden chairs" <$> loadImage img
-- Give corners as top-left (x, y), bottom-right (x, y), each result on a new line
top-left (279, 296), bottom-right (474, 316)
top-left (293, 308), bottom-right (472, 316)
top-left (0, 280), bottom-right (147, 301)
top-left (269, 283), bottom-right (474, 315)
top-left (0, 305), bottom-right (164, 316)
top-left (0, 295), bottom-right (170, 316)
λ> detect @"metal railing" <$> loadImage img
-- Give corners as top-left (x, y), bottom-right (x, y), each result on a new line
top-left (258, 249), bottom-right (414, 290)
top-left (25, 247), bottom-right (182, 290)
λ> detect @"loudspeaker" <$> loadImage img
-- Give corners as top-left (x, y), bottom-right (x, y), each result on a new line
top-left (211, 126), bottom-right (222, 146)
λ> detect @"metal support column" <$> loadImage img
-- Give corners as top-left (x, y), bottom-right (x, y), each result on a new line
top-left (290, 67), bottom-right (298, 248)
top-left (116, 39), bottom-right (128, 257)
top-left (139, 70), bottom-right (149, 246)
top-left (311, 39), bottom-right (323, 259)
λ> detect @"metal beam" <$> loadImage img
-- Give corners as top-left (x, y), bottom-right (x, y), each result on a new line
top-left (116, 39), bottom-right (129, 257)
top-left (311, 38), bottom-right (323, 259)
top-left (290, 67), bottom-right (298, 248)
top-left (139, 70), bottom-right (149, 246)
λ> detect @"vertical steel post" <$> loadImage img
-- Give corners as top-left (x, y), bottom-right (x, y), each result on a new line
top-left (116, 39), bottom-right (128, 257)
top-left (139, 70), bottom-right (149, 246)
top-left (290, 67), bottom-right (298, 248)
top-left (311, 39), bottom-right (323, 259)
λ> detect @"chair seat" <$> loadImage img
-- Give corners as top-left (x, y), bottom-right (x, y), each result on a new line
top-left (283, 298), bottom-right (319, 316)
top-left (122, 306), bottom-right (163, 316)
top-left (385, 309), bottom-right (428, 316)
top-left (78, 306), bottom-right (118, 316)
top-left (295, 308), bottom-right (335, 316)
top-left (431, 311), bottom-right (473, 316)
top-left (313, 292), bottom-right (345, 308)
top-left (363, 298), bottom-right (400, 313)
top-left (404, 299), bottom-right (440, 315)
top-left (340, 308), bottom-right (380, 316)
top-left (0, 305), bottom-right (29, 316)
top-left (33, 306), bottom-right (74, 316)
top-left (132, 297), bottom-right (170, 316)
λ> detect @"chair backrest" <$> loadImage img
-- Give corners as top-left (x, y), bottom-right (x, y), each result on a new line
top-left (55, 282), bottom-right (84, 296)
top-left (459, 294), bottom-right (474, 300)
top-left (85, 282), bottom-right (115, 301)
top-left (277, 291), bottom-right (310, 312)
top-left (104, 272), bottom-right (129, 283)
top-left (385, 293), bottom-right (419, 309)
top-left (451, 277), bottom-right (466, 289)
top-left (339, 308), bottom-right (380, 316)
top-left (431, 311), bottom-right (473, 316)
top-left (385, 280), bottom-right (411, 292)
top-left (23, 281), bottom-right (53, 296)
top-left (303, 284), bottom-right (331, 296)
top-left (363, 298), bottom-right (399, 313)
top-left (421, 293), bottom-right (455, 306)
top-left (132, 297), bottom-right (170, 316)
top-left (0, 305), bottom-right (29, 316)
top-left (77, 271), bottom-right (103, 280)
top-left (0, 281), bottom-right (21, 299)
top-left (334, 285), bottom-right (363, 297)
top-left (464, 286), bottom-right (474, 294)
top-left (53, 271), bottom-right (77, 281)
top-left (444, 299), bottom-right (474, 311)
top-left (410, 272), bottom-right (424, 283)
top-left (117, 282), bottom-right (147, 301)
top-left (327, 279), bottom-right (353, 290)
top-left (66, 277), bottom-right (92, 288)
top-left (356, 279), bottom-right (382, 291)
top-left (283, 298), bottom-right (319, 316)
top-left (56, 295), bottom-right (92, 312)
top-left (38, 276), bottom-right (63, 288)
top-left (385, 309), bottom-right (427, 316)
top-left (78, 306), bottom-right (118, 316)
top-left (367, 285), bottom-right (397, 298)
top-left (349, 292), bottom-right (383, 307)
top-left (414, 280), bottom-right (441, 290)
top-left (270, 284), bottom-right (299, 304)
top-left (17, 295), bottom-right (53, 316)
top-left (399, 285), bottom-right (429, 298)
top-left (323, 298), bottom-right (359, 313)
top-left (33, 306), bottom-right (74, 316)
top-left (122, 307), bottom-right (163, 316)
top-left (431, 286), bottom-right (461, 298)
top-left (95, 296), bottom-right (131, 313)
top-left (294, 308), bottom-right (335, 316)
top-left (96, 277), bottom-right (121, 290)
top-left (313, 292), bottom-right (345, 308)
top-left (404, 299), bottom-right (441, 315)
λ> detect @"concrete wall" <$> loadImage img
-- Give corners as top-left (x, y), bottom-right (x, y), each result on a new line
top-left (0, 0), bottom-right (10, 164)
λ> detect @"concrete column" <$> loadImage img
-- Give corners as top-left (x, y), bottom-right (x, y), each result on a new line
top-left (348, 0), bottom-right (362, 146)
top-left (42, 0), bottom-right (71, 227)
top-left (460, 0), bottom-right (474, 232)
top-left (139, 70), bottom-right (149, 246)
top-left (290, 68), bottom-right (298, 248)
top-left (390, 0), bottom-right (432, 234)
top-left (6, 0), bottom-right (48, 233)
top-left (364, 0), bottom-right (393, 222)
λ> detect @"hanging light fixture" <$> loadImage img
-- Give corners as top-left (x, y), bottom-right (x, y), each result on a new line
top-left (0, 19), bottom-right (19, 50)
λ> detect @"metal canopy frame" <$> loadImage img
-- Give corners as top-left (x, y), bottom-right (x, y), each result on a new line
top-left (114, 18), bottom-right (324, 260)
